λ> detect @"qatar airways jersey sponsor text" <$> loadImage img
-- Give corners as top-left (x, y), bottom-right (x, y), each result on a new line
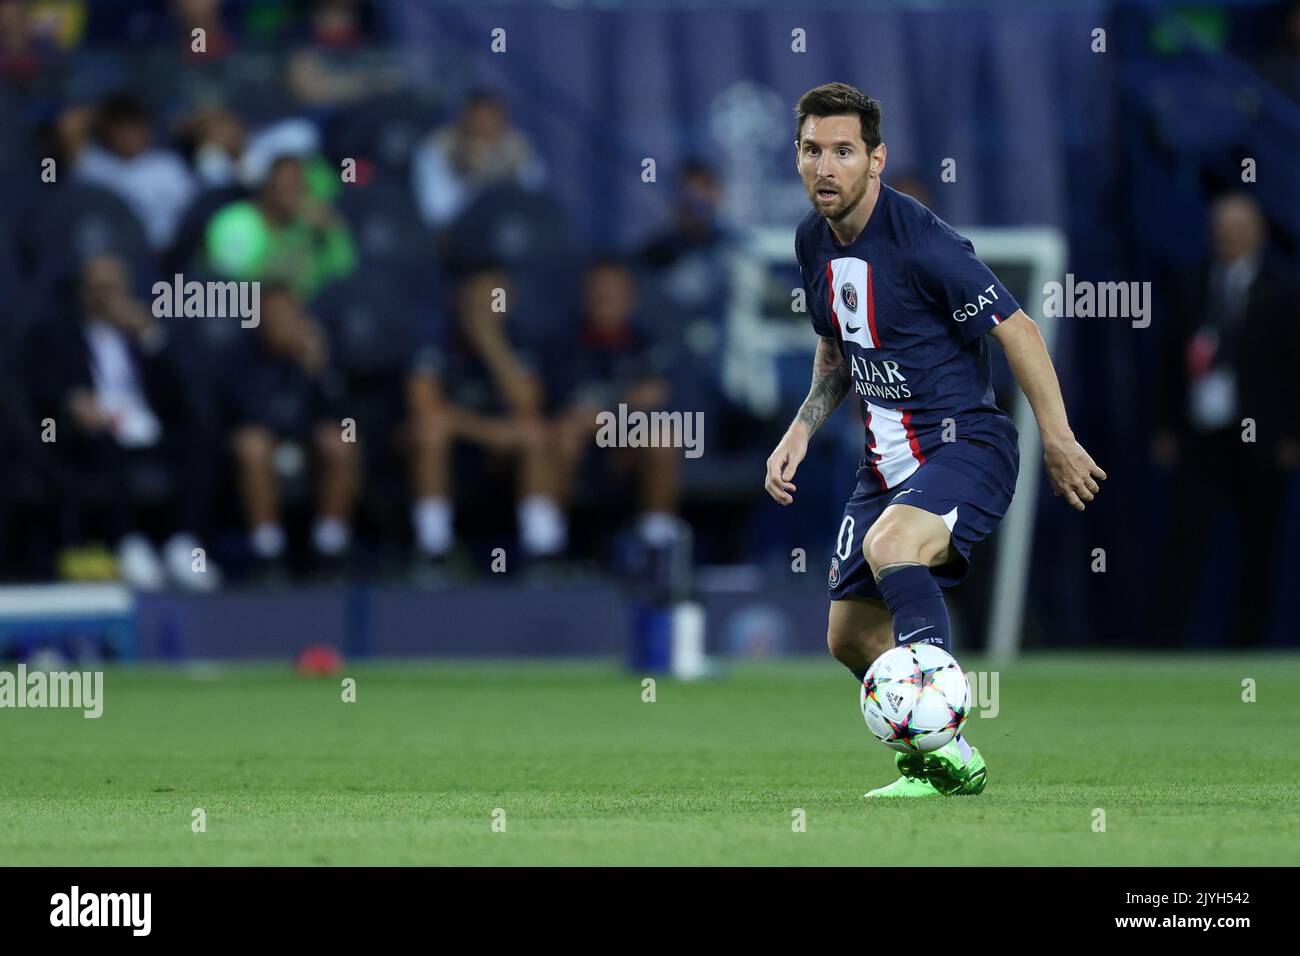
top-left (796, 184), bottom-right (1020, 490)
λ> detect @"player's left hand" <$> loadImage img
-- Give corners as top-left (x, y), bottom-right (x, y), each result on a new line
top-left (1043, 436), bottom-right (1106, 511)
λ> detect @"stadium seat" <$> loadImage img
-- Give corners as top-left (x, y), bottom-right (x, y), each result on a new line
top-left (444, 184), bottom-right (585, 341)
top-left (323, 93), bottom-right (449, 177)
top-left (24, 183), bottom-right (155, 295)
top-left (445, 183), bottom-right (580, 271)
top-left (335, 179), bottom-right (437, 270)
top-left (312, 269), bottom-right (428, 379)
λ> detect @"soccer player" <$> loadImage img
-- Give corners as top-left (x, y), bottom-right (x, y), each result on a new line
top-left (765, 83), bottom-right (1105, 797)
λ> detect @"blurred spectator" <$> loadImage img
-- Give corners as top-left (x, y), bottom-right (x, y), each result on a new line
top-left (407, 266), bottom-right (563, 560)
top-left (30, 254), bottom-right (219, 591)
top-left (551, 259), bottom-right (681, 546)
top-left (0, 0), bottom-right (64, 96)
top-left (74, 92), bottom-right (197, 250)
top-left (46, 102), bottom-right (94, 169)
top-left (168, 0), bottom-right (233, 59)
top-left (176, 104), bottom-right (247, 187)
top-left (639, 159), bottom-right (737, 415)
top-left (138, 1), bottom-right (293, 127)
top-left (0, 0), bottom-right (40, 75)
top-left (205, 153), bottom-right (356, 300)
top-left (286, 0), bottom-right (402, 106)
top-left (1152, 193), bottom-right (1300, 647)
top-left (309, 0), bottom-right (370, 47)
top-left (411, 90), bottom-right (545, 230)
top-left (182, 115), bottom-right (338, 200)
top-left (1256, 1), bottom-right (1300, 103)
top-left (222, 284), bottom-right (358, 575)
top-left (642, 159), bottom-right (726, 271)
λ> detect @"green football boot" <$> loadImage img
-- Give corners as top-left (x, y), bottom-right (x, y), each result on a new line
top-left (917, 740), bottom-right (988, 796)
top-left (863, 753), bottom-right (944, 798)
top-left (863, 743), bottom-right (988, 798)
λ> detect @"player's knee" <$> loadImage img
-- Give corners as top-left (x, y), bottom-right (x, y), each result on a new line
top-left (826, 626), bottom-right (858, 665)
top-left (863, 522), bottom-right (917, 572)
top-left (827, 623), bottom-right (891, 668)
top-left (864, 515), bottom-right (948, 572)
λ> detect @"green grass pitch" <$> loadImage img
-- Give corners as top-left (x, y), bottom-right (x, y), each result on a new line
top-left (1, 655), bottom-right (1297, 865)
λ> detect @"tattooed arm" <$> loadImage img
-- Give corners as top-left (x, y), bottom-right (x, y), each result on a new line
top-left (796, 336), bottom-right (852, 434)
top-left (765, 336), bottom-right (851, 505)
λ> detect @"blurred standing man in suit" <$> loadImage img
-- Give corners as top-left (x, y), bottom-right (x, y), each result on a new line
top-left (1152, 193), bottom-right (1300, 647)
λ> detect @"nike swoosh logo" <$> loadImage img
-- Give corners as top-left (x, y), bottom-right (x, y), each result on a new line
top-left (897, 625), bottom-right (934, 643)
top-left (845, 324), bottom-right (861, 333)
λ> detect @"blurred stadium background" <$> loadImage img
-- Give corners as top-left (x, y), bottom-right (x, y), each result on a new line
top-left (1, 0), bottom-right (1299, 672)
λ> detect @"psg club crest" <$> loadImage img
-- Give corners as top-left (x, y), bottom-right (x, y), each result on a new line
top-left (840, 282), bottom-right (858, 313)
top-left (829, 556), bottom-right (841, 587)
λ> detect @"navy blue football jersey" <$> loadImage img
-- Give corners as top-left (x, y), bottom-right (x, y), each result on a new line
top-left (796, 183), bottom-right (1020, 491)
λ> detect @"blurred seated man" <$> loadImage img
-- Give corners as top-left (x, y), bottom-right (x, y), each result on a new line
top-left (551, 258), bottom-right (681, 547)
top-left (285, 0), bottom-right (404, 107)
top-left (176, 105), bottom-right (248, 188)
top-left (411, 90), bottom-right (546, 230)
top-left (167, 0), bottom-right (234, 58)
top-left (404, 266), bottom-right (564, 563)
top-left (222, 284), bottom-right (359, 575)
top-left (1152, 193), bottom-right (1300, 647)
top-left (205, 153), bottom-right (356, 301)
top-left (638, 159), bottom-right (743, 421)
top-left (32, 254), bottom-right (218, 590)
top-left (0, 0), bottom-right (65, 95)
top-left (74, 92), bottom-right (196, 251)
top-left (641, 159), bottom-right (727, 271)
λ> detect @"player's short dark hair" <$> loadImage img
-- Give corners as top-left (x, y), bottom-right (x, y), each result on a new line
top-left (795, 83), bottom-right (882, 149)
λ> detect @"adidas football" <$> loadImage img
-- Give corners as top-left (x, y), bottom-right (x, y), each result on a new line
top-left (860, 643), bottom-right (970, 753)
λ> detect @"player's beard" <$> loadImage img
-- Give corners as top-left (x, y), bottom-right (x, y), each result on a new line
top-left (810, 175), bottom-right (869, 223)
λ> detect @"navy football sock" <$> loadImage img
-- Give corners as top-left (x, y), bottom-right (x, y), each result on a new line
top-left (875, 563), bottom-right (952, 653)
top-left (851, 667), bottom-right (868, 684)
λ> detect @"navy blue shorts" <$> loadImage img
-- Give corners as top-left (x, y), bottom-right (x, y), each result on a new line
top-left (827, 437), bottom-right (1019, 601)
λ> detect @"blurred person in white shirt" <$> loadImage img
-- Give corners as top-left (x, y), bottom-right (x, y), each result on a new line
top-left (411, 90), bottom-right (545, 229)
top-left (75, 92), bottom-right (197, 251)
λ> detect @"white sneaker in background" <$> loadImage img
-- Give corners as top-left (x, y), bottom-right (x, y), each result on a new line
top-left (164, 533), bottom-right (222, 592)
top-left (116, 534), bottom-right (165, 591)
top-left (413, 495), bottom-right (453, 557)
top-left (638, 511), bottom-right (681, 547)
top-left (518, 495), bottom-right (567, 556)
top-left (311, 516), bottom-right (351, 557)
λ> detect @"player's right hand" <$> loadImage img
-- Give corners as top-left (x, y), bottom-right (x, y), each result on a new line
top-left (765, 428), bottom-right (809, 505)
top-left (1044, 435), bottom-right (1106, 511)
